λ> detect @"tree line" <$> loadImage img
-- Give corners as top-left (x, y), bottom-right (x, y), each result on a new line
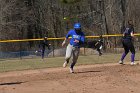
top-left (0, 0), bottom-right (140, 51)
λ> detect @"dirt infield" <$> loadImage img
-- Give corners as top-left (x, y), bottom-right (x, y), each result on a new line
top-left (0, 62), bottom-right (140, 93)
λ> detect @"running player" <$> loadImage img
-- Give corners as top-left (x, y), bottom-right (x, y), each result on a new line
top-left (62, 23), bottom-right (85, 73)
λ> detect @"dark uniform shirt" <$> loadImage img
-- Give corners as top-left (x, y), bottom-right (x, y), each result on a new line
top-left (39, 40), bottom-right (50, 50)
top-left (123, 25), bottom-right (134, 40)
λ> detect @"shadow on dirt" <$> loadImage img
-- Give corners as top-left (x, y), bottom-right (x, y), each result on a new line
top-left (75, 70), bottom-right (101, 74)
top-left (0, 81), bottom-right (26, 86)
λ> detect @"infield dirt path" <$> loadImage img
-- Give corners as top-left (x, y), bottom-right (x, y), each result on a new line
top-left (0, 62), bottom-right (140, 93)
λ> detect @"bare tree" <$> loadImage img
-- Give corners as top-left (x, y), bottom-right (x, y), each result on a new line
top-left (0, 0), bottom-right (140, 51)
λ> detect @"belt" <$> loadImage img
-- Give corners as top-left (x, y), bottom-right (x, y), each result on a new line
top-left (73, 46), bottom-right (80, 48)
top-left (70, 44), bottom-right (80, 48)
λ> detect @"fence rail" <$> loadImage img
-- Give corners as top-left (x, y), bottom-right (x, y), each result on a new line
top-left (0, 33), bottom-right (140, 43)
top-left (0, 34), bottom-right (140, 59)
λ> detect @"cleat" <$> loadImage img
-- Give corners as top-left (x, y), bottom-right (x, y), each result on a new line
top-left (35, 50), bottom-right (38, 53)
top-left (63, 61), bottom-right (67, 68)
top-left (99, 53), bottom-right (102, 56)
top-left (69, 67), bottom-right (74, 73)
top-left (130, 62), bottom-right (136, 65)
top-left (119, 60), bottom-right (123, 64)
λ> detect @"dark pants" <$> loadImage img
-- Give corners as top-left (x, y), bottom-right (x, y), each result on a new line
top-left (96, 46), bottom-right (102, 56)
top-left (121, 39), bottom-right (135, 62)
top-left (37, 48), bottom-right (45, 59)
top-left (41, 48), bottom-right (45, 59)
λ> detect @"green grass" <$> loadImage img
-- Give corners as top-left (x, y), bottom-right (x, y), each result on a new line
top-left (0, 53), bottom-right (139, 72)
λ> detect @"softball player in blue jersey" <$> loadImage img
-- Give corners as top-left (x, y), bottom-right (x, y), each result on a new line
top-left (119, 20), bottom-right (135, 65)
top-left (62, 23), bottom-right (85, 73)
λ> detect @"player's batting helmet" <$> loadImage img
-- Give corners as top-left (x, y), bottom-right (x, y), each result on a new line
top-left (74, 23), bottom-right (81, 29)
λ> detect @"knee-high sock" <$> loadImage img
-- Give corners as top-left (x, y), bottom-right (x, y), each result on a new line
top-left (121, 52), bottom-right (127, 61)
top-left (131, 53), bottom-right (135, 62)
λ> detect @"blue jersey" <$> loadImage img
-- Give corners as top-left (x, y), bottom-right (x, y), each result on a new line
top-left (66, 29), bottom-right (85, 47)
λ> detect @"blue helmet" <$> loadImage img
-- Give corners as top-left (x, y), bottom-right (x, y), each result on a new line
top-left (74, 23), bottom-right (81, 29)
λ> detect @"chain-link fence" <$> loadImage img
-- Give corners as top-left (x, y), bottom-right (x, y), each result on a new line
top-left (0, 36), bottom-right (140, 59)
top-left (0, 36), bottom-right (140, 72)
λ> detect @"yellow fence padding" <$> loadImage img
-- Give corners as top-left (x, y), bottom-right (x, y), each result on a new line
top-left (0, 34), bottom-right (140, 43)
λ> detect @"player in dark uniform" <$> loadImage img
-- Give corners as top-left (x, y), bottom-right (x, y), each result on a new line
top-left (35, 36), bottom-right (51, 59)
top-left (95, 35), bottom-right (103, 56)
top-left (86, 35), bottom-right (103, 56)
top-left (119, 20), bottom-right (135, 65)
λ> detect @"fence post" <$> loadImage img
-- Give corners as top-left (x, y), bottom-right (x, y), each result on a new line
top-left (53, 40), bottom-right (55, 57)
top-left (19, 42), bottom-right (22, 60)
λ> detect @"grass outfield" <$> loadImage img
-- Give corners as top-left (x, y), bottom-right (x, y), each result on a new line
top-left (0, 53), bottom-right (139, 72)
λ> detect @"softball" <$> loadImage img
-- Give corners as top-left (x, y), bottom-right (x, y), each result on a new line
top-left (63, 17), bottom-right (67, 20)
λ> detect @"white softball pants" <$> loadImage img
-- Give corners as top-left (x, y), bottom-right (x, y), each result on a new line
top-left (65, 44), bottom-right (80, 68)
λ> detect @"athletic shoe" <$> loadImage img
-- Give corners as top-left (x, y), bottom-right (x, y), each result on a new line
top-left (35, 50), bottom-right (38, 53)
top-left (119, 60), bottom-right (123, 64)
top-left (63, 61), bottom-right (67, 68)
top-left (99, 53), bottom-right (102, 56)
top-left (69, 67), bottom-right (74, 73)
top-left (130, 62), bottom-right (136, 65)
